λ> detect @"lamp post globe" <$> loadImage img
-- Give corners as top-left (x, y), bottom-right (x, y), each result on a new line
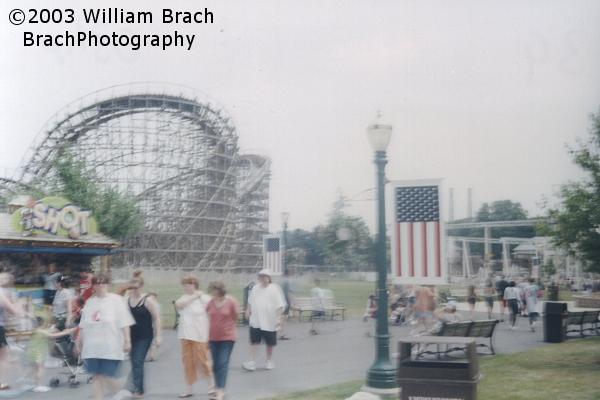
top-left (365, 112), bottom-right (398, 393)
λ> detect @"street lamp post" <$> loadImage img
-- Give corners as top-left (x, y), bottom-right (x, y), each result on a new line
top-left (365, 114), bottom-right (398, 392)
top-left (281, 211), bottom-right (290, 275)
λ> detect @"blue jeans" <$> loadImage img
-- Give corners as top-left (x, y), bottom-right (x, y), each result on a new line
top-left (126, 337), bottom-right (153, 394)
top-left (210, 341), bottom-right (235, 389)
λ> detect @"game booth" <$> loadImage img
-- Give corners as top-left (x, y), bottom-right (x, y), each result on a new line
top-left (0, 195), bottom-right (119, 309)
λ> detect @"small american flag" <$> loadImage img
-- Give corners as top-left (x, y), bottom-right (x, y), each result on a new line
top-left (391, 180), bottom-right (445, 283)
top-left (263, 235), bottom-right (282, 275)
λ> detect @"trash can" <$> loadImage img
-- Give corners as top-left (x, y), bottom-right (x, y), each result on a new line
top-left (397, 336), bottom-right (480, 400)
top-left (543, 302), bottom-right (567, 343)
top-left (547, 283), bottom-right (559, 301)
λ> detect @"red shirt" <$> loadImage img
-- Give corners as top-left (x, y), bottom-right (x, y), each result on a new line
top-left (80, 277), bottom-right (94, 302)
top-left (207, 296), bottom-right (239, 342)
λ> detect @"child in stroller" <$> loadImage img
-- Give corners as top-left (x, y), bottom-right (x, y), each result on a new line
top-left (362, 294), bottom-right (377, 322)
top-left (390, 296), bottom-right (413, 326)
top-left (25, 313), bottom-right (81, 392)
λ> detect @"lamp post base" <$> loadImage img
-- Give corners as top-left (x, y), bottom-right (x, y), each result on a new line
top-left (360, 385), bottom-right (400, 399)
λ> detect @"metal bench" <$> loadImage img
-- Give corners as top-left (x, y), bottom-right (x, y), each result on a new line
top-left (467, 320), bottom-right (499, 355)
top-left (290, 297), bottom-right (314, 321)
top-left (291, 296), bottom-right (346, 321)
top-left (580, 310), bottom-right (600, 335)
top-left (567, 310), bottom-right (600, 337)
top-left (566, 311), bottom-right (586, 337)
top-left (448, 289), bottom-right (469, 302)
top-left (437, 319), bottom-right (499, 355)
top-left (322, 297), bottom-right (346, 320)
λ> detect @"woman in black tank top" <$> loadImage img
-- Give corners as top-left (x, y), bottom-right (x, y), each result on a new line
top-left (120, 275), bottom-right (162, 397)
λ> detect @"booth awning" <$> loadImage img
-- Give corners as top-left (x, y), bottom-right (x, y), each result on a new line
top-left (0, 213), bottom-right (119, 255)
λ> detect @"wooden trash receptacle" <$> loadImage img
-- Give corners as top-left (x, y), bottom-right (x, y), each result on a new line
top-left (397, 336), bottom-right (480, 400)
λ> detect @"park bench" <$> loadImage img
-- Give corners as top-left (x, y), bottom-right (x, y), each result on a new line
top-left (448, 289), bottom-right (469, 302)
top-left (291, 296), bottom-right (346, 322)
top-left (322, 296), bottom-right (346, 320)
top-left (436, 319), bottom-right (499, 355)
top-left (290, 297), bottom-right (314, 321)
top-left (566, 310), bottom-right (600, 337)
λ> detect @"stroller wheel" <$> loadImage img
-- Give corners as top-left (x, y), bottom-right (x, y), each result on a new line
top-left (49, 378), bottom-right (60, 387)
top-left (69, 380), bottom-right (80, 388)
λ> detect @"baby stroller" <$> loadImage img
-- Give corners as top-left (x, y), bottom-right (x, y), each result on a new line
top-left (48, 331), bottom-right (91, 388)
top-left (362, 295), bottom-right (378, 322)
top-left (390, 296), bottom-right (413, 326)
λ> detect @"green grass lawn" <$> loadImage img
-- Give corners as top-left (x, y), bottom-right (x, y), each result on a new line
top-left (262, 337), bottom-right (600, 400)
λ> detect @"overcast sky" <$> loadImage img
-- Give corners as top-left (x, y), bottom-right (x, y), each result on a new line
top-left (1, 0), bottom-right (599, 232)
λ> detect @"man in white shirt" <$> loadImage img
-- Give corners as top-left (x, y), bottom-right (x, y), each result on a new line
top-left (309, 279), bottom-right (326, 335)
top-left (242, 269), bottom-right (286, 371)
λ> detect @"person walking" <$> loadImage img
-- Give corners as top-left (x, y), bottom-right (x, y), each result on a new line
top-left (483, 275), bottom-right (495, 320)
top-left (495, 276), bottom-right (509, 321)
top-left (503, 281), bottom-right (522, 330)
top-left (207, 281), bottom-right (239, 400)
top-left (524, 278), bottom-right (540, 332)
top-left (309, 279), bottom-right (326, 335)
top-left (242, 269), bottom-right (286, 371)
top-left (117, 273), bottom-right (162, 398)
top-left (0, 273), bottom-right (23, 391)
top-left (52, 275), bottom-right (75, 330)
top-left (77, 273), bottom-right (135, 400)
top-left (43, 263), bottom-right (61, 311)
top-left (175, 276), bottom-right (216, 399)
top-left (278, 270), bottom-right (292, 340)
top-left (467, 284), bottom-right (477, 319)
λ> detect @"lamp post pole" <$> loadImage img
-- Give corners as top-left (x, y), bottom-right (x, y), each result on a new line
top-left (365, 115), bottom-right (398, 392)
top-left (281, 212), bottom-right (290, 275)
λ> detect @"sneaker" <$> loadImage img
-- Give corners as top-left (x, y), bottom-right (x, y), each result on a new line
top-left (265, 360), bottom-right (275, 370)
top-left (242, 361), bottom-right (256, 371)
top-left (112, 389), bottom-right (133, 400)
top-left (32, 386), bottom-right (51, 393)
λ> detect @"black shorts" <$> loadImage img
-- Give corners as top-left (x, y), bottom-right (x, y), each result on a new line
top-left (485, 296), bottom-right (494, 307)
top-left (0, 326), bottom-right (7, 348)
top-left (249, 327), bottom-right (276, 347)
top-left (43, 289), bottom-right (57, 306)
top-left (467, 297), bottom-right (476, 305)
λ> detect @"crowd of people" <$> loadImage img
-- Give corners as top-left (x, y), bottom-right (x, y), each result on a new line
top-left (0, 267), bottom-right (289, 400)
top-left (1, 264), bottom-right (593, 399)
top-left (366, 274), bottom-right (546, 335)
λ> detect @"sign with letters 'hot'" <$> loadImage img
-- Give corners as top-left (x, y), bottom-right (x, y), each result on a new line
top-left (11, 196), bottom-right (99, 239)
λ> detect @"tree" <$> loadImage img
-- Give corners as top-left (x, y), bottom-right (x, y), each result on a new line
top-left (286, 228), bottom-right (325, 265)
top-left (476, 200), bottom-right (528, 222)
top-left (284, 193), bottom-right (375, 270)
top-left (50, 151), bottom-right (144, 240)
top-left (316, 212), bottom-right (374, 271)
top-left (546, 110), bottom-right (600, 273)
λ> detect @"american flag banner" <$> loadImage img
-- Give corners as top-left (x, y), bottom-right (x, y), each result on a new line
top-left (390, 179), bottom-right (447, 284)
top-left (263, 234), bottom-right (283, 276)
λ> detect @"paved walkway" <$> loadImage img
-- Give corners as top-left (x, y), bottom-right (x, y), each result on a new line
top-left (3, 308), bottom-right (549, 400)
